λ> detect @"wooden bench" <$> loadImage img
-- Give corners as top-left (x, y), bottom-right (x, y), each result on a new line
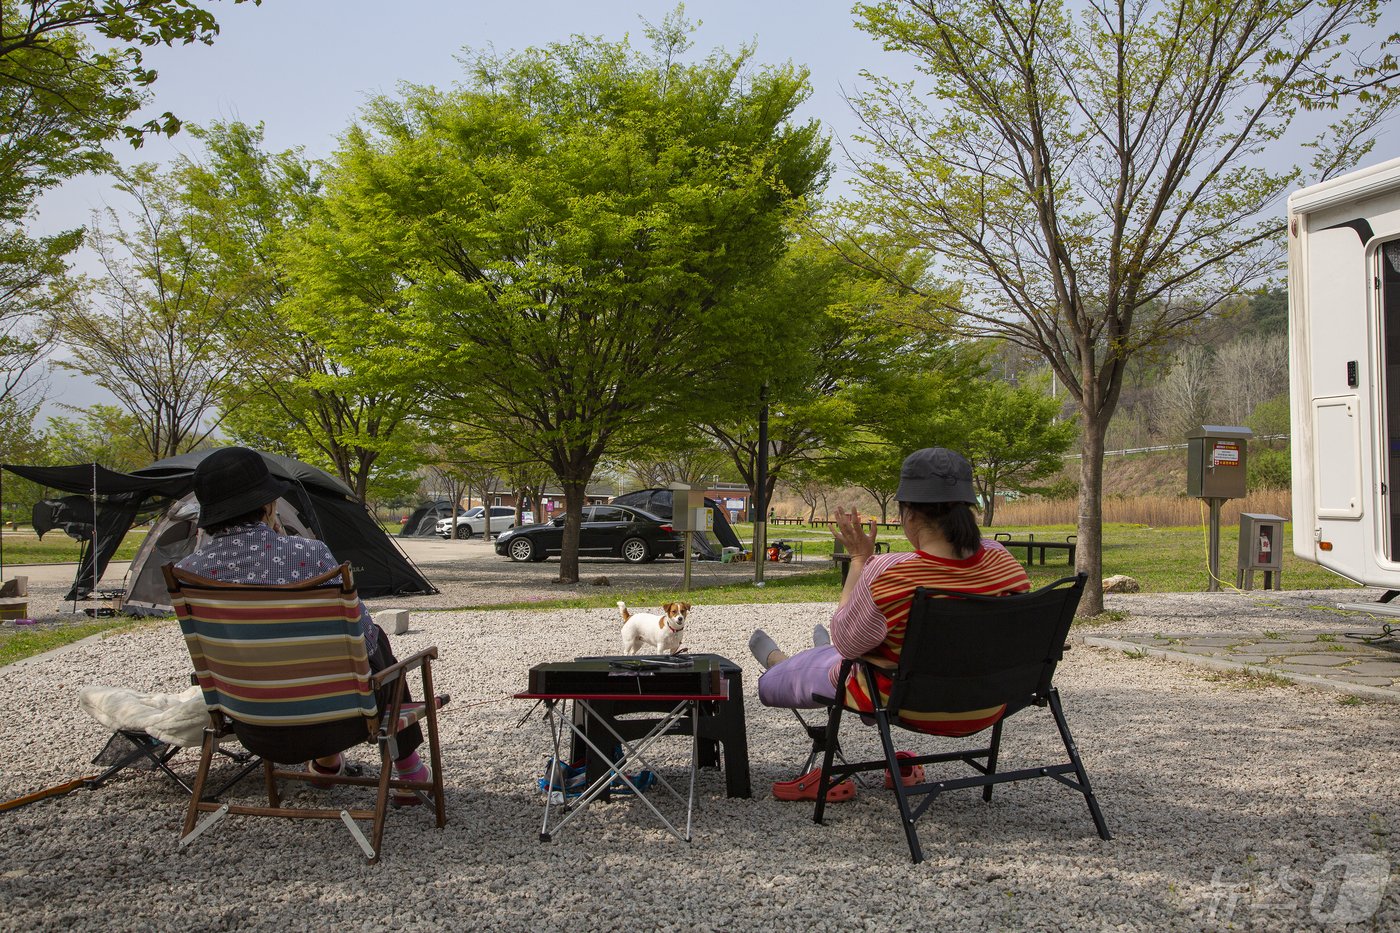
top-left (992, 532), bottom-right (1077, 567)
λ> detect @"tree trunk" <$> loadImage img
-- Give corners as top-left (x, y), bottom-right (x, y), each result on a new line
top-left (558, 479), bottom-right (587, 584)
top-left (982, 484), bottom-right (997, 528)
top-left (1076, 414), bottom-right (1108, 615)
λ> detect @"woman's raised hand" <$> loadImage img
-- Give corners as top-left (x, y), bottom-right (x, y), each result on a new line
top-left (832, 506), bottom-right (877, 559)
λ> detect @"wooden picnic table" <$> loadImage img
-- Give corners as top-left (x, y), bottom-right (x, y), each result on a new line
top-left (992, 532), bottom-right (1077, 567)
top-left (780, 519), bottom-right (903, 530)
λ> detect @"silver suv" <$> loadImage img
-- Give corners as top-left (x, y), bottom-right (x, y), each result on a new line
top-left (435, 506), bottom-right (531, 539)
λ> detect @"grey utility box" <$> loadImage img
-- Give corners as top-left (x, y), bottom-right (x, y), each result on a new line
top-left (1237, 512), bottom-right (1286, 590)
top-left (1186, 425), bottom-right (1253, 499)
top-left (668, 482), bottom-right (709, 533)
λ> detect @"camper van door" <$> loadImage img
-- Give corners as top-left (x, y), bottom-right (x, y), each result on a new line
top-left (1289, 157), bottom-right (1400, 586)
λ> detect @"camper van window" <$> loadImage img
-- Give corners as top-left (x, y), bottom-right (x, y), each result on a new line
top-left (1383, 238), bottom-right (1400, 561)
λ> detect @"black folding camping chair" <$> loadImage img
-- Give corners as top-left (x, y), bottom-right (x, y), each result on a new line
top-left (811, 574), bottom-right (1111, 863)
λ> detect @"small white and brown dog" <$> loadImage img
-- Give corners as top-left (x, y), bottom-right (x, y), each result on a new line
top-left (618, 600), bottom-right (691, 655)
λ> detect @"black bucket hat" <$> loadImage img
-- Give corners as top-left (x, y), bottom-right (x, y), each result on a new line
top-left (193, 447), bottom-right (292, 529)
top-left (894, 447), bottom-right (977, 505)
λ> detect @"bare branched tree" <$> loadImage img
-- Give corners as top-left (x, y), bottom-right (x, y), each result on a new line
top-left (841, 0), bottom-right (1399, 611)
top-left (52, 167), bottom-right (240, 460)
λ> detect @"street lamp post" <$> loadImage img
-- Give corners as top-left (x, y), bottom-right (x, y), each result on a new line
top-left (754, 384), bottom-right (768, 586)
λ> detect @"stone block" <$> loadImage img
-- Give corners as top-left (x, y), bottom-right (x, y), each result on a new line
top-left (375, 609), bottom-right (410, 636)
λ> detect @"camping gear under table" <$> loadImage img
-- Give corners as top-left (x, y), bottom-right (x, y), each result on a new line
top-left (572, 654), bottom-right (750, 800)
top-left (516, 655), bottom-right (734, 843)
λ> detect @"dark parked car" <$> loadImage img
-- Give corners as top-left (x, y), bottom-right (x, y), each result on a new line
top-left (494, 504), bottom-right (681, 563)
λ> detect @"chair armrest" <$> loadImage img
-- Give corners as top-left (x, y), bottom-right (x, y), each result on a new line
top-left (812, 657), bottom-right (857, 707)
top-left (370, 646), bottom-right (439, 690)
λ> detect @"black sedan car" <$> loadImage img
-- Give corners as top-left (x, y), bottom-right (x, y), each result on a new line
top-left (494, 504), bottom-right (682, 563)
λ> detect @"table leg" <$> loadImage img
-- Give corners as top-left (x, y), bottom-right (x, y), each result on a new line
top-left (541, 699), bottom-right (697, 843)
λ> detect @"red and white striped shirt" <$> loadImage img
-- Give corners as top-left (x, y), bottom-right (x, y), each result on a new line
top-left (829, 544), bottom-right (1031, 735)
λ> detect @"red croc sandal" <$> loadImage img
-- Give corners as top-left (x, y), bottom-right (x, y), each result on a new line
top-left (772, 767), bottom-right (856, 802)
top-left (884, 750), bottom-right (925, 789)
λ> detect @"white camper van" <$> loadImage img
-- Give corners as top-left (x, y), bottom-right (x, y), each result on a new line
top-left (1289, 156), bottom-right (1400, 591)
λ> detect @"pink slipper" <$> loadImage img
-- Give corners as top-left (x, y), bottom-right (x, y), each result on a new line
top-left (884, 750), bottom-right (925, 789)
top-left (772, 767), bottom-right (856, 802)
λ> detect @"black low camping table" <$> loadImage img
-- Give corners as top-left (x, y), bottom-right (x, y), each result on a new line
top-left (515, 655), bottom-right (740, 843)
top-left (571, 654), bottom-right (750, 800)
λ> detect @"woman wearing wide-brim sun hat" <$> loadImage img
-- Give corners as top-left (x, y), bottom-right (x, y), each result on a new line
top-left (177, 446), bottom-right (443, 805)
top-left (749, 447), bottom-right (1031, 800)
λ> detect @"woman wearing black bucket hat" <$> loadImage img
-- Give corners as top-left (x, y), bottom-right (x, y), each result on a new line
top-left (176, 447), bottom-right (436, 804)
top-left (749, 448), bottom-right (1031, 799)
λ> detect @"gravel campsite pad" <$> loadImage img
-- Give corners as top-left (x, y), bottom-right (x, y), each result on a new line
top-left (0, 582), bottom-right (1398, 930)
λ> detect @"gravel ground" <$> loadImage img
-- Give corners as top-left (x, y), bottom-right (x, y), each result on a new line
top-left (1, 576), bottom-right (1398, 930)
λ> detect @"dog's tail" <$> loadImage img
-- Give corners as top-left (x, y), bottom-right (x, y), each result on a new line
top-left (617, 600), bottom-right (630, 622)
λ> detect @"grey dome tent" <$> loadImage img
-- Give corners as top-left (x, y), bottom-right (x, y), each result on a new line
top-left (3, 450), bottom-right (436, 612)
top-left (399, 500), bottom-right (456, 537)
top-left (610, 488), bottom-right (743, 560)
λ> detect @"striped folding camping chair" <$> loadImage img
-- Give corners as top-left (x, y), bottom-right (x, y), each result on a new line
top-left (163, 562), bottom-right (446, 863)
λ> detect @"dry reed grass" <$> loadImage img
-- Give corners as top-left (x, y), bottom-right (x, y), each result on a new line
top-left (995, 489), bottom-right (1293, 527)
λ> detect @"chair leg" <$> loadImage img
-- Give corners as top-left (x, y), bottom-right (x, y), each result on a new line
top-left (182, 731), bottom-right (217, 838)
top-left (369, 738), bottom-right (393, 863)
top-left (263, 759), bottom-right (281, 808)
top-left (874, 711), bottom-right (925, 864)
top-left (812, 703), bottom-right (845, 825)
top-left (421, 662), bottom-right (448, 829)
top-left (1047, 689), bottom-right (1111, 840)
top-left (982, 719), bottom-right (1004, 803)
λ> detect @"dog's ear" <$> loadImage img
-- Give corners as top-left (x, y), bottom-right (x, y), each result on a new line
top-left (657, 618), bottom-right (666, 630)
top-left (680, 602), bottom-right (691, 612)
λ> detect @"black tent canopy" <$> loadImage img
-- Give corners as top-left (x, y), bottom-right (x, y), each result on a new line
top-left (3, 451), bottom-right (436, 604)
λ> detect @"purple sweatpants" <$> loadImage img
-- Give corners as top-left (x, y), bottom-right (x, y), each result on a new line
top-left (756, 644), bottom-right (841, 709)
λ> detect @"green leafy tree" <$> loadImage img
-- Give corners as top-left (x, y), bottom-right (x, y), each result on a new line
top-left (818, 344), bottom-right (981, 521)
top-left (699, 234), bottom-right (942, 513)
top-left (960, 382), bottom-right (1077, 526)
top-left (40, 404), bottom-right (149, 471)
top-left (1249, 448), bottom-right (1291, 489)
top-left (1, 1), bottom-right (263, 145)
top-left (173, 121), bottom-right (426, 503)
top-left (310, 20), bottom-right (828, 582)
top-left (0, 3), bottom-right (264, 406)
top-left (818, 432), bottom-right (906, 522)
top-left (843, 0), bottom-right (1399, 611)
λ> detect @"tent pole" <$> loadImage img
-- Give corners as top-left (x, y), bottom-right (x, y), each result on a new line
top-left (92, 463), bottom-right (98, 600)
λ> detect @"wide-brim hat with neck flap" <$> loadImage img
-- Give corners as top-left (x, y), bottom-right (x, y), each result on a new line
top-left (193, 447), bottom-right (293, 529)
top-left (894, 447), bottom-right (977, 505)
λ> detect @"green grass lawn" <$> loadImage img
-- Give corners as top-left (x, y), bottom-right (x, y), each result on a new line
top-left (0, 618), bottom-right (142, 667)
top-left (0, 527), bottom-right (146, 564)
top-left (469, 520), bottom-right (1356, 614)
top-left (728, 520), bottom-right (1357, 594)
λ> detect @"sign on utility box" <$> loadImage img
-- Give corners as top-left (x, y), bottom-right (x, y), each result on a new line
top-left (1187, 426), bottom-right (1251, 499)
top-left (1187, 425), bottom-right (1253, 592)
